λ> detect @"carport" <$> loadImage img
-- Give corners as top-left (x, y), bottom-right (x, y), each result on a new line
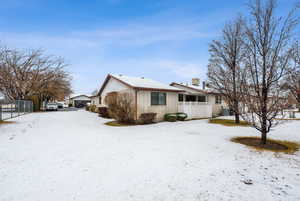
top-left (68, 95), bottom-right (91, 108)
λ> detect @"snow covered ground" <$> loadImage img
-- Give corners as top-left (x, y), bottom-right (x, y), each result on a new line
top-left (0, 110), bottom-right (299, 201)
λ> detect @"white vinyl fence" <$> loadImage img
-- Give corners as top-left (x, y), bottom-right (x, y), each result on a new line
top-left (0, 100), bottom-right (33, 121)
top-left (178, 102), bottom-right (212, 119)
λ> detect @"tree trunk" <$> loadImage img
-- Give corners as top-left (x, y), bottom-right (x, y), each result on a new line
top-left (261, 128), bottom-right (267, 145)
top-left (234, 100), bottom-right (240, 124)
top-left (235, 113), bottom-right (240, 124)
top-left (261, 109), bottom-right (268, 145)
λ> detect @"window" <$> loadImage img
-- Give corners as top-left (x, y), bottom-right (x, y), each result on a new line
top-left (185, 95), bottom-right (197, 102)
top-left (151, 92), bottom-right (166, 105)
top-left (215, 95), bottom-right (222, 104)
top-left (178, 94), bottom-right (184, 102)
top-left (198, 95), bottom-right (206, 102)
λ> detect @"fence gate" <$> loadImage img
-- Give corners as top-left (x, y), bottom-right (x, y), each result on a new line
top-left (0, 100), bottom-right (33, 121)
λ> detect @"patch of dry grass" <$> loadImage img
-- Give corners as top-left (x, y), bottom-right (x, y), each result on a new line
top-left (0, 121), bottom-right (15, 125)
top-left (231, 136), bottom-right (300, 154)
top-left (209, 118), bottom-right (250, 127)
top-left (275, 118), bottom-right (300, 121)
top-left (104, 121), bottom-right (137, 127)
top-left (185, 118), bottom-right (209, 121)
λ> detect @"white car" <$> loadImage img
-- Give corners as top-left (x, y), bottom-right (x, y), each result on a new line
top-left (46, 103), bottom-right (58, 111)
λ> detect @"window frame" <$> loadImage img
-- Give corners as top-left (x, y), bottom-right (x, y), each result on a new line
top-left (215, 95), bottom-right (222, 104)
top-left (151, 92), bottom-right (167, 106)
top-left (178, 94), bottom-right (184, 102)
top-left (197, 95), bottom-right (206, 102)
top-left (185, 95), bottom-right (197, 102)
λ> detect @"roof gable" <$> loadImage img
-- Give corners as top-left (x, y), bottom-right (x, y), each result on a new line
top-left (70, 94), bottom-right (90, 99)
top-left (98, 74), bottom-right (183, 96)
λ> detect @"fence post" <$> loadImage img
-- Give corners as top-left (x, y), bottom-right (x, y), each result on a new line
top-left (11, 102), bottom-right (13, 119)
top-left (0, 104), bottom-right (2, 121)
top-left (17, 100), bottom-right (20, 117)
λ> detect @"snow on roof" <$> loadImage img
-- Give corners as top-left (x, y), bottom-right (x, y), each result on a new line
top-left (111, 74), bottom-right (182, 91)
top-left (171, 82), bottom-right (220, 94)
top-left (69, 94), bottom-right (91, 99)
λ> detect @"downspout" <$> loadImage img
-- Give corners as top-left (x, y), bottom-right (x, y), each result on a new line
top-left (135, 89), bottom-right (138, 121)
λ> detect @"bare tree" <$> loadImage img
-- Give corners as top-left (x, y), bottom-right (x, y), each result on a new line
top-left (240, 0), bottom-right (299, 144)
top-left (0, 47), bottom-right (72, 110)
top-left (286, 41), bottom-right (300, 110)
top-left (208, 16), bottom-right (245, 123)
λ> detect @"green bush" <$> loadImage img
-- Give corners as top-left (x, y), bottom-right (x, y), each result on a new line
top-left (176, 113), bottom-right (188, 121)
top-left (85, 105), bottom-right (90, 111)
top-left (164, 113), bottom-right (177, 122)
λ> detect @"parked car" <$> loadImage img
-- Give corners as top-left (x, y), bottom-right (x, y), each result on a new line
top-left (57, 103), bottom-right (64, 109)
top-left (46, 103), bottom-right (58, 111)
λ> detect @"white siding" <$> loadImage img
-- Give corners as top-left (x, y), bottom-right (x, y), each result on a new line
top-left (100, 78), bottom-right (134, 106)
top-left (91, 96), bottom-right (100, 106)
top-left (207, 94), bottom-right (228, 116)
top-left (178, 102), bottom-right (212, 119)
top-left (136, 91), bottom-right (178, 121)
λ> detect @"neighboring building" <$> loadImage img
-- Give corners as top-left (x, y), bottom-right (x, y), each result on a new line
top-left (90, 95), bottom-right (101, 106)
top-left (0, 92), bottom-right (4, 101)
top-left (98, 74), bottom-right (183, 121)
top-left (170, 80), bottom-right (228, 117)
top-left (67, 94), bottom-right (91, 108)
top-left (0, 92), bottom-right (8, 103)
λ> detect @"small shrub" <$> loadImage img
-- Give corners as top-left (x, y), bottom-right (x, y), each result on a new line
top-left (164, 113), bottom-right (177, 122)
top-left (139, 113), bottom-right (157, 124)
top-left (85, 105), bottom-right (90, 111)
top-left (176, 113), bottom-right (188, 121)
top-left (98, 107), bottom-right (110, 118)
top-left (105, 92), bottom-right (135, 123)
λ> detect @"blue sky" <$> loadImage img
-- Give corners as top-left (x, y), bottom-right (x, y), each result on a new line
top-left (0, 0), bottom-right (298, 94)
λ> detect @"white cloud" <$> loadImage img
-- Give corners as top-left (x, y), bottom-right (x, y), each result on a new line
top-left (153, 60), bottom-right (207, 80)
top-left (0, 8), bottom-right (228, 93)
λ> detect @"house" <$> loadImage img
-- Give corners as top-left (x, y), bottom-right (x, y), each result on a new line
top-left (67, 94), bottom-right (91, 108)
top-left (170, 78), bottom-right (228, 117)
top-left (97, 74), bottom-right (228, 121)
top-left (90, 95), bottom-right (101, 106)
top-left (98, 74), bottom-right (184, 121)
